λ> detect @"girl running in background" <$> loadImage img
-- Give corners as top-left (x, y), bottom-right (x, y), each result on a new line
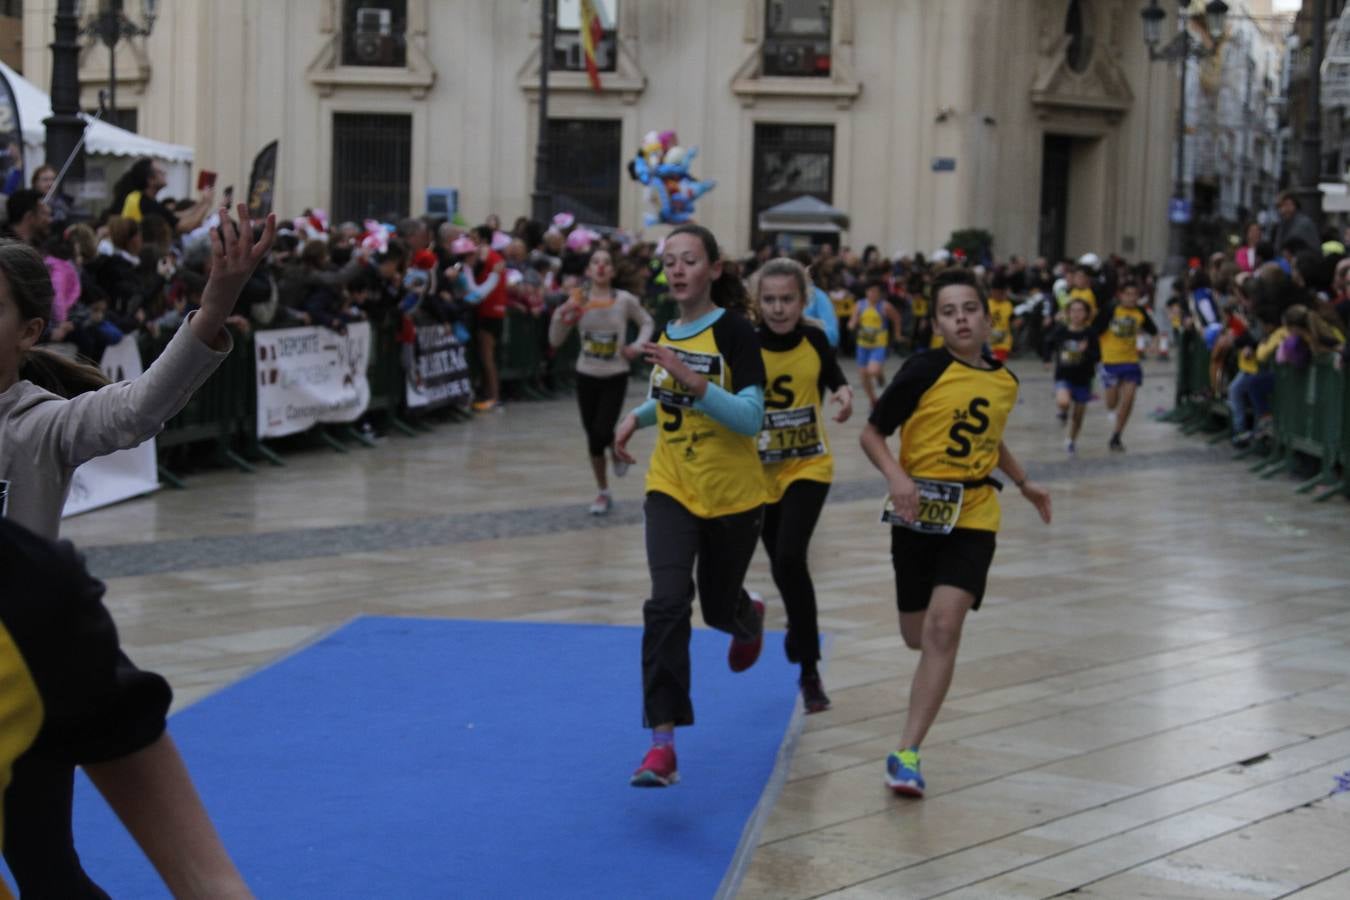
top-left (613, 224), bottom-right (767, 788)
top-left (753, 258), bottom-right (853, 713)
top-left (849, 278), bottom-right (902, 408)
top-left (0, 205), bottom-right (273, 897)
top-left (986, 273), bottom-right (1015, 362)
top-left (549, 247), bottom-right (654, 515)
top-left (1043, 298), bottom-right (1099, 454)
top-left (1093, 279), bottom-right (1157, 452)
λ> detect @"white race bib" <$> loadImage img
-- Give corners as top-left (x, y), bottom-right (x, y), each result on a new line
top-left (880, 478), bottom-right (964, 535)
top-left (758, 406), bottom-right (825, 462)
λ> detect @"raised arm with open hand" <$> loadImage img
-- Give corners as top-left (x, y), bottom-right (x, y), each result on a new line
top-left (191, 203), bottom-right (277, 349)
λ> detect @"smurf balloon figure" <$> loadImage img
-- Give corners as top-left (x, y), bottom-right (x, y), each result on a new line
top-left (627, 130), bottom-right (717, 226)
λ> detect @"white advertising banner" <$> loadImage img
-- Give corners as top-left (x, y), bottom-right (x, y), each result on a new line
top-left (62, 336), bottom-right (160, 518)
top-left (255, 323), bottom-right (371, 439)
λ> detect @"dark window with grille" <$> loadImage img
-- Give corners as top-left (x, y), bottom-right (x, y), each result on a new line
top-left (752, 123), bottom-right (834, 245)
top-left (763, 0), bottom-right (832, 77)
top-left (331, 112), bottom-right (411, 223)
top-left (341, 0), bottom-right (407, 68)
top-left (87, 107), bottom-right (137, 133)
top-left (546, 118), bottom-right (621, 227)
top-left (551, 0), bottom-right (618, 74)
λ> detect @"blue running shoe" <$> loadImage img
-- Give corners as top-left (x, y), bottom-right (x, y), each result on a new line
top-left (885, 748), bottom-right (925, 798)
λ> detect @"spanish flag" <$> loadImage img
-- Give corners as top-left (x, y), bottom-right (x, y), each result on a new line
top-left (579, 0), bottom-right (605, 92)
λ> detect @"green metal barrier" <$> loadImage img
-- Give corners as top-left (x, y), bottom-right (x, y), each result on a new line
top-left (1334, 359), bottom-right (1350, 502)
top-left (1255, 356), bottom-right (1345, 495)
top-left (150, 326), bottom-right (256, 484)
top-left (1169, 329), bottom-right (1230, 436)
top-left (499, 310), bottom-right (549, 399)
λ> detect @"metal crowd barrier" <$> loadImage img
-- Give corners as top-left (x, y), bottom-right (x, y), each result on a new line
top-left (1170, 331), bottom-right (1347, 503)
top-left (140, 310), bottom-right (605, 486)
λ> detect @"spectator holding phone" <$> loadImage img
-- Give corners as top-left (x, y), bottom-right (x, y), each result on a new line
top-left (106, 157), bottom-right (215, 236)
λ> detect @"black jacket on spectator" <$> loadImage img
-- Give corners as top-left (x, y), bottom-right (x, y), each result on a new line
top-left (85, 254), bottom-right (154, 332)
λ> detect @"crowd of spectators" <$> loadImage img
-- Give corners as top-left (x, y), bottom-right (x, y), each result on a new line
top-left (7, 157), bottom-right (1348, 434)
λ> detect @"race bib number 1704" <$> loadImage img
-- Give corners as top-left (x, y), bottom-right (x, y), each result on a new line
top-left (758, 406), bottom-right (825, 462)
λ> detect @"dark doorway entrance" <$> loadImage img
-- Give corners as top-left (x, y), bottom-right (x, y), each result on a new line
top-left (1039, 134), bottom-right (1072, 262)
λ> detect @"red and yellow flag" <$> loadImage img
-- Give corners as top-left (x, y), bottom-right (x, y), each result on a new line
top-left (579, 0), bottom-right (605, 92)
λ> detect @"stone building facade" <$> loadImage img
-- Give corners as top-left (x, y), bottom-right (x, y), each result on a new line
top-left (23, 0), bottom-right (1185, 262)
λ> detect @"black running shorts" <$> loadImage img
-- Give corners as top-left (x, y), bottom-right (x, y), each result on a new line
top-left (890, 526), bottom-right (997, 613)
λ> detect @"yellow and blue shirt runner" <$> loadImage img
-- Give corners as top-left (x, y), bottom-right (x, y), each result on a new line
top-left (643, 309), bottom-right (767, 518)
top-left (856, 299), bottom-right (889, 350)
top-left (1094, 303), bottom-right (1157, 365)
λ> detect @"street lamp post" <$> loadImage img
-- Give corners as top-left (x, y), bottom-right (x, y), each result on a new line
top-left (83, 0), bottom-right (159, 125)
top-left (45, 0), bottom-right (87, 189)
top-left (1142, 0), bottom-right (1229, 273)
top-left (530, 0), bottom-right (555, 225)
top-left (1296, 0), bottom-right (1326, 231)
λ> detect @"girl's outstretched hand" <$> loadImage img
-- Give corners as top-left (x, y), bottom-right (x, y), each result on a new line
top-left (192, 205), bottom-right (277, 347)
top-left (1020, 481), bottom-right (1052, 524)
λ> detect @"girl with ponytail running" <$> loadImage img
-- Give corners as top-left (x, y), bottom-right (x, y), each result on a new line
top-left (613, 224), bottom-right (767, 788)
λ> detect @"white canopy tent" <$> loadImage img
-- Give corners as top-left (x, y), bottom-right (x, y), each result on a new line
top-left (0, 60), bottom-right (193, 203)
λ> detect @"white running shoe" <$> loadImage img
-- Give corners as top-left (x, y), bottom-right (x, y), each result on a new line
top-left (589, 492), bottom-right (612, 516)
top-left (612, 455), bottom-right (630, 478)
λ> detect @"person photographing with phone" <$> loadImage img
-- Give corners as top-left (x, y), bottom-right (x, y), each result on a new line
top-left (106, 157), bottom-right (215, 237)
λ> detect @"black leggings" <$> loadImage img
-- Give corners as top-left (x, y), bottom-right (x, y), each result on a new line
top-left (575, 372), bottom-right (629, 457)
top-left (3, 755), bottom-right (110, 898)
top-left (642, 492), bottom-right (763, 728)
top-left (761, 479), bottom-right (829, 666)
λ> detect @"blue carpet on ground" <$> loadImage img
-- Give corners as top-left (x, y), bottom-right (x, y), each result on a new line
top-left (66, 616), bottom-right (802, 899)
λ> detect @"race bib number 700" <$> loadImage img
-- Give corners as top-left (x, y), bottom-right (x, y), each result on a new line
top-left (880, 478), bottom-right (964, 535)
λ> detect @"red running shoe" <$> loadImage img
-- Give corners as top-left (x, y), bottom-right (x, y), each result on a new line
top-left (728, 592), bottom-right (766, 673)
top-left (630, 744), bottom-right (679, 787)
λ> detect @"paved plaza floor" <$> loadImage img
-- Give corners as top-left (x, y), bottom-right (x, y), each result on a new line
top-left (64, 357), bottom-right (1350, 899)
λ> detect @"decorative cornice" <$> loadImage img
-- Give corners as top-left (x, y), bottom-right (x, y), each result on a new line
top-left (1030, 34), bottom-right (1134, 122)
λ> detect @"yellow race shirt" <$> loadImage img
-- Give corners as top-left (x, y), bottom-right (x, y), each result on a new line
top-left (856, 300), bottom-right (889, 349)
top-left (0, 519), bottom-right (174, 852)
top-left (646, 311), bottom-right (767, 518)
top-left (987, 297), bottom-right (1015, 353)
top-left (830, 290), bottom-right (856, 321)
top-left (0, 623), bottom-right (43, 851)
top-left (867, 350), bottom-right (1020, 532)
top-left (1095, 304), bottom-right (1157, 365)
top-left (758, 324), bottom-right (847, 502)
top-left (1067, 287), bottom-right (1098, 319)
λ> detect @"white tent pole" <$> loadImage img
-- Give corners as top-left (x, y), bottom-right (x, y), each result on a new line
top-left (45, 104), bottom-right (103, 204)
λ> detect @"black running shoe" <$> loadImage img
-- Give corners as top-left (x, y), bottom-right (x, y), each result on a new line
top-left (799, 673), bottom-right (831, 714)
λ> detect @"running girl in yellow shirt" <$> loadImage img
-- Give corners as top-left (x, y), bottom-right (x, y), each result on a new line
top-left (848, 278), bottom-right (902, 408)
top-left (753, 258), bottom-right (853, 713)
top-left (614, 225), bottom-right (768, 788)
